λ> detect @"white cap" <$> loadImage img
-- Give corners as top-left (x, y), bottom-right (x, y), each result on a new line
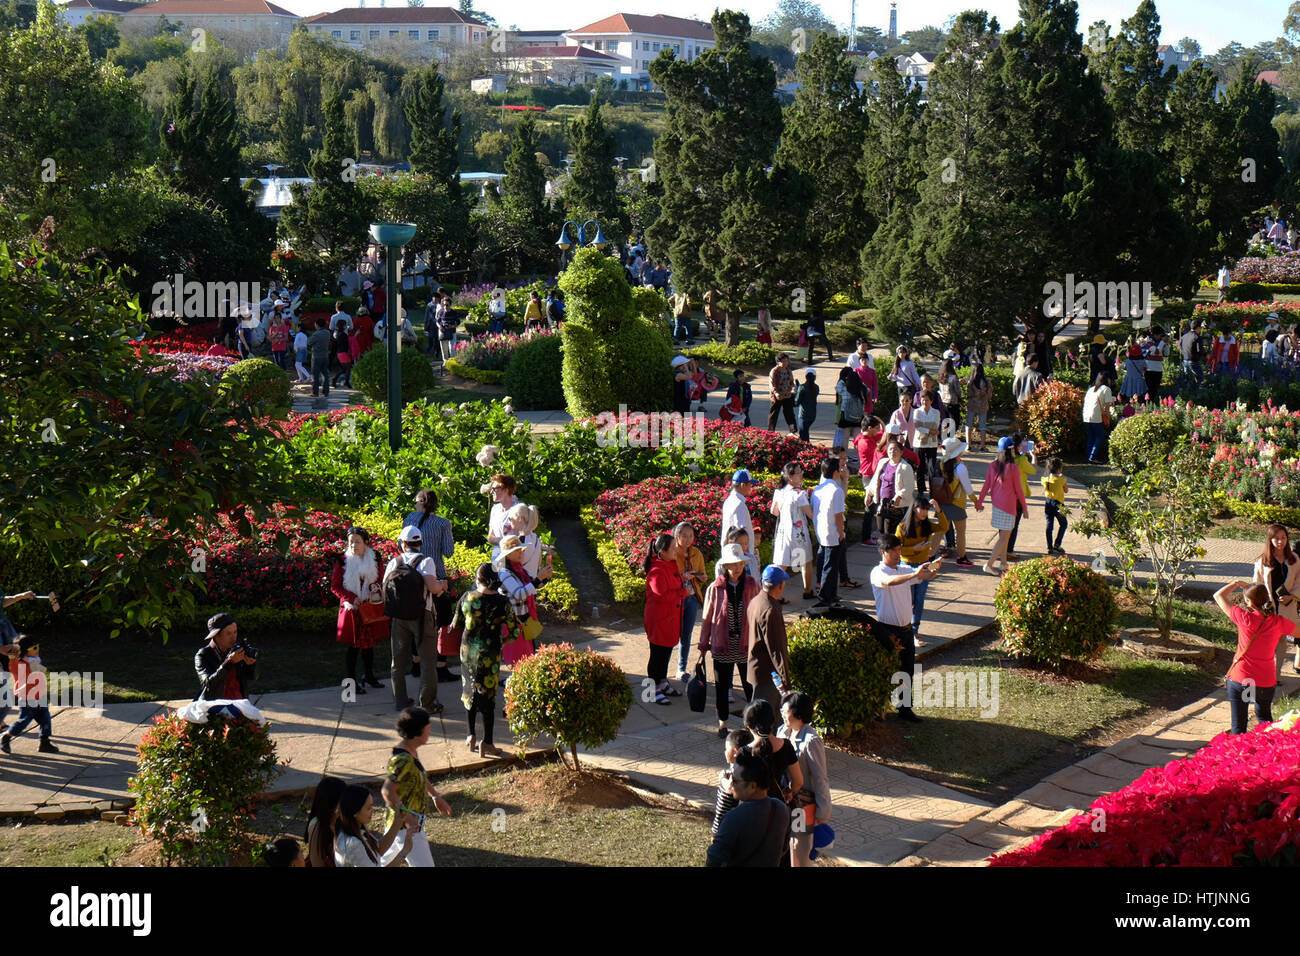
top-left (720, 544), bottom-right (747, 565)
top-left (398, 526), bottom-right (422, 543)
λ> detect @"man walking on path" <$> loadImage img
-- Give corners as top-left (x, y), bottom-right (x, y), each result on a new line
top-left (767, 354), bottom-right (797, 433)
top-left (869, 534), bottom-right (940, 723)
top-left (747, 566), bottom-right (792, 714)
top-left (811, 459), bottom-right (846, 607)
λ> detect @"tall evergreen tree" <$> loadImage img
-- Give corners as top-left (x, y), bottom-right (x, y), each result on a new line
top-left (279, 83), bottom-right (373, 283)
top-left (401, 65), bottom-right (472, 272)
top-left (777, 31), bottom-right (870, 314)
top-left (1092, 0), bottom-right (1172, 154)
top-left (499, 114), bottom-right (552, 272)
top-left (648, 10), bottom-right (784, 343)
top-left (274, 95), bottom-right (309, 175)
top-left (564, 95), bottom-right (628, 246)
top-left (1223, 57), bottom-right (1285, 217)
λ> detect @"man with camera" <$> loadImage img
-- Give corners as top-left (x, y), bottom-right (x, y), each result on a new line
top-left (195, 612), bottom-right (259, 701)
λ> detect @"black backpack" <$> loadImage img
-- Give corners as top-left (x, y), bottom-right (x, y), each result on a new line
top-left (383, 556), bottom-right (426, 620)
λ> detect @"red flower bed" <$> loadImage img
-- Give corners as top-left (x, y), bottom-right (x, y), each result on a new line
top-left (138, 321), bottom-right (222, 355)
top-left (706, 419), bottom-right (825, 474)
top-left (593, 475), bottom-right (778, 570)
top-left (988, 722), bottom-right (1300, 866)
top-left (269, 405), bottom-right (378, 440)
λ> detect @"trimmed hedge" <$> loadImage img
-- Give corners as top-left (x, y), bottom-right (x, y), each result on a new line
top-left (993, 557), bottom-right (1118, 667)
top-left (580, 504), bottom-right (646, 603)
top-left (502, 331), bottom-right (564, 410)
top-left (216, 357), bottom-right (291, 419)
top-left (445, 357), bottom-right (505, 385)
top-left (351, 342), bottom-right (436, 405)
top-left (194, 604), bottom-right (337, 635)
top-left (787, 615), bottom-right (900, 735)
top-left (772, 320), bottom-right (872, 350)
top-left (685, 341), bottom-right (777, 369)
top-left (1219, 496), bottom-right (1300, 528)
top-left (303, 296), bottom-right (362, 314)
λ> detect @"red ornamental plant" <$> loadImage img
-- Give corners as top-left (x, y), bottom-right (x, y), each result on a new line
top-left (138, 320), bottom-right (223, 355)
top-left (593, 476), bottom-right (778, 571)
top-left (989, 722), bottom-right (1300, 866)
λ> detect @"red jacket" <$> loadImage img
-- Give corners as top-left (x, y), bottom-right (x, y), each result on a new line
top-left (698, 573), bottom-right (759, 656)
top-left (644, 557), bottom-right (685, 647)
top-left (1209, 335), bottom-right (1239, 370)
top-left (353, 314), bottom-right (376, 354)
top-left (330, 556), bottom-right (387, 649)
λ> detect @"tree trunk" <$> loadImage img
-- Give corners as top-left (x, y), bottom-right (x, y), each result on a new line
top-left (571, 744), bottom-right (580, 771)
top-left (725, 307), bottom-right (740, 347)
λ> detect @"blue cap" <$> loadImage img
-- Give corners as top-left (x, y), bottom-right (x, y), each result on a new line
top-left (813, 823), bottom-right (835, 850)
top-left (762, 565), bottom-right (790, 586)
top-left (732, 469), bottom-right (753, 484)
top-left (997, 436), bottom-right (1015, 452)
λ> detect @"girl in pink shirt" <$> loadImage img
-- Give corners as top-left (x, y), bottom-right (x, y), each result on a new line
top-left (975, 436), bottom-right (1026, 576)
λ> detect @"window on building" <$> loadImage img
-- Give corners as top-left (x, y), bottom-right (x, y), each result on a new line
top-left (409, 29), bottom-right (418, 39)
top-left (428, 29), bottom-right (438, 39)
top-left (369, 30), bottom-right (379, 39)
top-left (642, 40), bottom-right (650, 50)
top-left (350, 29), bottom-right (359, 40)
top-left (591, 40), bottom-right (601, 50)
top-left (673, 43), bottom-right (680, 54)
top-left (389, 30), bottom-right (399, 37)
top-left (331, 29), bottom-right (341, 38)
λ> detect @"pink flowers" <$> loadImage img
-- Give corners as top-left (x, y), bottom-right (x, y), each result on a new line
top-left (989, 724), bottom-right (1300, 866)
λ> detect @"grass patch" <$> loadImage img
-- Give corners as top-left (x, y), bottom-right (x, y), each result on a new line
top-left (1115, 594), bottom-right (1238, 650)
top-left (46, 628), bottom-right (391, 704)
top-left (1206, 520), bottom-right (1267, 541)
top-left (0, 819), bottom-right (141, 867)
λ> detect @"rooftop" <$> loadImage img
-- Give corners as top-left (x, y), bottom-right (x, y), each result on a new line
top-left (123, 0), bottom-right (297, 15)
top-left (304, 6), bottom-right (487, 25)
top-left (568, 13), bottom-right (713, 41)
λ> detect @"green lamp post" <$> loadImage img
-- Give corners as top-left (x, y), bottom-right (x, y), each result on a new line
top-left (369, 221), bottom-right (417, 452)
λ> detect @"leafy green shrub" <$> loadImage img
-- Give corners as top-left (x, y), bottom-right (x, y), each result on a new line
top-left (1151, 299), bottom-right (1197, 326)
top-left (216, 358), bottom-right (291, 419)
top-left (352, 342), bottom-right (436, 404)
top-left (129, 712), bottom-right (281, 866)
top-left (502, 332), bottom-right (564, 410)
top-left (302, 296), bottom-right (361, 314)
top-left (607, 318), bottom-right (673, 411)
top-left (444, 358), bottom-right (505, 384)
top-left (686, 341), bottom-right (776, 368)
top-left (1221, 497), bottom-right (1300, 528)
top-left (1225, 282), bottom-right (1273, 303)
top-left (772, 320), bottom-right (871, 350)
top-left (1108, 410), bottom-right (1187, 474)
top-left (505, 643), bottom-right (632, 768)
top-left (993, 556), bottom-right (1117, 667)
top-left (560, 322), bottom-right (614, 415)
top-left (194, 604), bottom-right (338, 635)
top-left (1260, 283), bottom-right (1300, 296)
top-left (787, 615), bottom-right (900, 735)
top-left (1016, 380), bottom-right (1084, 456)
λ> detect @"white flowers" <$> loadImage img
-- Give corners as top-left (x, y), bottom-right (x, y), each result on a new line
top-left (441, 406), bottom-right (456, 417)
top-left (476, 444), bottom-right (499, 467)
top-left (479, 482), bottom-right (494, 495)
top-left (504, 405), bottom-right (514, 416)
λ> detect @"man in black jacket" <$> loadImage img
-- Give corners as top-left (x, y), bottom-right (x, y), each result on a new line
top-left (194, 612), bottom-right (258, 701)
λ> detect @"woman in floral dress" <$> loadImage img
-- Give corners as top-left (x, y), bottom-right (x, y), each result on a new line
top-left (450, 562), bottom-right (520, 758)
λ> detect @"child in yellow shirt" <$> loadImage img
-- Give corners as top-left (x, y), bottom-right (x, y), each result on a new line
top-left (1041, 457), bottom-right (1068, 555)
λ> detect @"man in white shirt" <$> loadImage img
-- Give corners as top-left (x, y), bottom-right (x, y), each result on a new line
top-left (384, 527), bottom-right (446, 712)
top-left (811, 460), bottom-right (846, 606)
top-left (721, 469), bottom-right (759, 553)
top-left (486, 474), bottom-right (519, 551)
top-left (1217, 263), bottom-right (1231, 303)
top-left (329, 301), bottom-right (353, 335)
top-left (869, 533), bottom-right (940, 723)
top-left (846, 339), bottom-right (875, 373)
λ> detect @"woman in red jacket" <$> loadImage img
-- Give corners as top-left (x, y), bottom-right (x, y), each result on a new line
top-left (330, 528), bottom-right (389, 694)
top-left (644, 532), bottom-right (686, 706)
top-left (1213, 580), bottom-right (1295, 734)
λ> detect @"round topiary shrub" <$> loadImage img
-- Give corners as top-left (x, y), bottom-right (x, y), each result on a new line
top-left (502, 331), bottom-right (564, 410)
top-left (351, 342), bottom-right (435, 405)
top-left (993, 556), bottom-right (1118, 667)
top-left (1017, 380), bottom-right (1085, 456)
top-left (1108, 410), bottom-right (1186, 474)
top-left (505, 642), bottom-right (632, 768)
top-left (129, 712), bottom-right (280, 866)
top-left (787, 615), bottom-right (900, 735)
top-left (216, 357), bottom-right (291, 419)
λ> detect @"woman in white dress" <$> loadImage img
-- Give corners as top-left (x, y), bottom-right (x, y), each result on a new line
top-left (770, 461), bottom-right (816, 600)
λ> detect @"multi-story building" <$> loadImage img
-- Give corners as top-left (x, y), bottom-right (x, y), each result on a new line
top-left (117, 0), bottom-right (299, 50)
top-left (506, 45), bottom-right (619, 86)
top-left (895, 51), bottom-right (934, 94)
top-left (57, 0), bottom-right (137, 27)
top-left (1157, 44), bottom-right (1195, 74)
top-left (564, 13), bottom-right (715, 87)
top-left (303, 6), bottom-right (489, 58)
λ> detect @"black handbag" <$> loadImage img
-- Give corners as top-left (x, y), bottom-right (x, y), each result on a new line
top-left (687, 655), bottom-right (708, 713)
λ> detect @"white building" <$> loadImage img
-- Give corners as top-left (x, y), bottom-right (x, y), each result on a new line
top-left (57, 0), bottom-right (137, 27)
top-left (1157, 44), bottom-right (1194, 74)
top-left (895, 51), bottom-right (934, 93)
top-left (303, 6), bottom-right (489, 58)
top-left (565, 12), bottom-right (715, 87)
top-left (507, 45), bottom-right (619, 86)
top-left (118, 0), bottom-right (299, 50)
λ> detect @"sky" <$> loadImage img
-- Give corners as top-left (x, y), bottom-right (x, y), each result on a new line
top-left (273, 0), bottom-right (1293, 53)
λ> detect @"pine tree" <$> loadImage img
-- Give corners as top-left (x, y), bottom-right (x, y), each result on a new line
top-left (1223, 56), bottom-right (1285, 219)
top-left (500, 114), bottom-right (552, 272)
top-left (279, 83), bottom-right (373, 280)
top-left (1092, 0), bottom-right (1172, 154)
top-left (402, 65), bottom-right (472, 272)
top-left (647, 10), bottom-right (783, 344)
top-left (274, 95), bottom-right (308, 176)
top-left (161, 66), bottom-right (242, 207)
top-left (777, 31), bottom-right (869, 315)
top-left (564, 95), bottom-right (627, 245)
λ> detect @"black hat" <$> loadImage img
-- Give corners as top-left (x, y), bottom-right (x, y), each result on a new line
top-left (206, 612), bottom-right (236, 641)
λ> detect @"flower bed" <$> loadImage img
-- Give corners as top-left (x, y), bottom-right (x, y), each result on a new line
top-left (454, 327), bottom-right (559, 373)
top-left (141, 320), bottom-right (222, 355)
top-left (1231, 254), bottom-right (1300, 285)
top-left (149, 352), bottom-right (238, 383)
top-left (591, 475), bottom-right (778, 575)
top-left (989, 718), bottom-right (1300, 866)
top-left (1191, 301), bottom-right (1300, 325)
